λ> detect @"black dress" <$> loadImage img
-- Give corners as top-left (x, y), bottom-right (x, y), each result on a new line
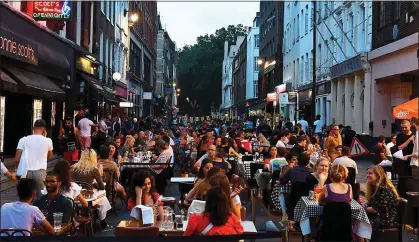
top-left (368, 184), bottom-right (399, 229)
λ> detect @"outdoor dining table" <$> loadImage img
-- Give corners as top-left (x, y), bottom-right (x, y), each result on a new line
top-left (271, 183), bottom-right (291, 213)
top-left (294, 196), bottom-right (372, 241)
top-left (117, 219), bottom-right (257, 235)
top-left (32, 223), bottom-right (72, 236)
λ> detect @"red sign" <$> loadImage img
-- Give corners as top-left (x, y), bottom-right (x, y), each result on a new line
top-left (32, 1), bottom-right (72, 21)
top-left (266, 93), bottom-right (278, 102)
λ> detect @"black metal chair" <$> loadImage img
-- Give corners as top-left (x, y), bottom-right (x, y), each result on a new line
top-left (287, 182), bottom-right (309, 221)
top-left (319, 202), bottom-right (353, 241)
top-left (102, 169), bottom-right (118, 213)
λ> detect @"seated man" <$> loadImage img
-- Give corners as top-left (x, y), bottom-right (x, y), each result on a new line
top-left (1, 178), bottom-right (55, 235)
top-left (374, 136), bottom-right (393, 168)
top-left (33, 172), bottom-right (73, 224)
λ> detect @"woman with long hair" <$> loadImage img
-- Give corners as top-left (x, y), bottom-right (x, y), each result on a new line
top-left (120, 135), bottom-right (135, 158)
top-left (318, 164), bottom-right (351, 205)
top-left (71, 149), bottom-right (105, 190)
top-left (264, 146), bottom-right (278, 167)
top-left (208, 174), bottom-right (242, 220)
top-left (108, 142), bottom-right (122, 164)
top-left (305, 157), bottom-right (330, 191)
top-left (365, 165), bottom-right (399, 229)
top-left (53, 161), bottom-right (88, 208)
top-left (184, 187), bottom-right (244, 236)
top-left (187, 167), bottom-right (222, 203)
top-left (195, 158), bottom-right (214, 184)
top-left (127, 170), bottom-right (163, 220)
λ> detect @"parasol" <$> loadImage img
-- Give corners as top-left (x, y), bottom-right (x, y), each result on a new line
top-left (393, 98), bottom-right (418, 120)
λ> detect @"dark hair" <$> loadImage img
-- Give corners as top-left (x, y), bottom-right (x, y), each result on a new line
top-left (267, 146), bottom-right (277, 159)
top-left (208, 174), bottom-right (231, 199)
top-left (46, 171), bottom-right (61, 181)
top-left (99, 145), bottom-right (110, 159)
top-left (277, 147), bottom-right (287, 157)
top-left (221, 137), bottom-right (228, 145)
top-left (391, 133), bottom-right (397, 139)
top-left (297, 135), bottom-right (307, 143)
top-left (156, 139), bottom-right (166, 149)
top-left (163, 136), bottom-right (170, 144)
top-left (17, 178), bottom-right (37, 201)
top-left (204, 187), bottom-right (231, 226)
top-left (341, 146), bottom-right (350, 156)
top-left (197, 158), bottom-right (213, 180)
top-left (378, 135), bottom-right (385, 143)
top-left (288, 136), bottom-right (297, 145)
top-left (310, 136), bottom-right (317, 145)
top-left (129, 170), bottom-right (156, 203)
top-left (278, 132), bottom-right (286, 139)
top-left (53, 161), bottom-right (72, 192)
top-left (108, 142), bottom-right (120, 161)
top-left (297, 153), bottom-right (310, 166)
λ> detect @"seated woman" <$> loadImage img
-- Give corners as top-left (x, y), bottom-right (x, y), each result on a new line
top-left (127, 170), bottom-right (163, 221)
top-left (364, 165), bottom-right (399, 229)
top-left (184, 187), bottom-right (244, 236)
top-left (108, 142), bottom-right (122, 164)
top-left (213, 152), bottom-right (231, 174)
top-left (188, 167), bottom-right (222, 203)
top-left (264, 146), bottom-right (278, 169)
top-left (120, 135), bottom-right (136, 159)
top-left (208, 174), bottom-right (242, 220)
top-left (318, 164), bottom-right (351, 205)
top-left (194, 158), bottom-right (214, 185)
top-left (306, 157), bottom-right (330, 191)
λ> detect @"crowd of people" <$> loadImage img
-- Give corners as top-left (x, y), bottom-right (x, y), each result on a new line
top-left (0, 110), bottom-right (417, 239)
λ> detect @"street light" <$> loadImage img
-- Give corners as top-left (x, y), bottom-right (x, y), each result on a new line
top-left (173, 83), bottom-right (176, 87)
top-left (177, 89), bottom-right (180, 92)
top-left (186, 97), bottom-right (189, 103)
top-left (257, 59), bottom-right (263, 65)
top-left (130, 14), bottom-right (139, 23)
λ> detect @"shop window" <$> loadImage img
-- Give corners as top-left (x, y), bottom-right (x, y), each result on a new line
top-left (33, 99), bottom-right (43, 125)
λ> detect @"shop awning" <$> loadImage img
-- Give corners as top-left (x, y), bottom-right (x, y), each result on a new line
top-left (79, 72), bottom-right (118, 103)
top-left (38, 45), bottom-right (71, 72)
top-left (393, 98), bottom-right (418, 119)
top-left (3, 66), bottom-right (65, 101)
top-left (0, 70), bottom-right (18, 93)
top-left (102, 86), bottom-right (119, 103)
top-left (248, 101), bottom-right (267, 111)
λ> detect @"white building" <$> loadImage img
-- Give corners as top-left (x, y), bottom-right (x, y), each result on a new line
top-left (245, 13), bottom-right (260, 102)
top-left (282, 1), bottom-right (314, 121)
top-left (220, 37), bottom-right (244, 117)
top-left (315, 1), bottom-right (372, 134)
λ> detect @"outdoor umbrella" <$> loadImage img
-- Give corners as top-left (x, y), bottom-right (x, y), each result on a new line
top-left (393, 97), bottom-right (418, 120)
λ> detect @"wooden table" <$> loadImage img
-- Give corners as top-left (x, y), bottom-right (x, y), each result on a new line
top-left (117, 220), bottom-right (183, 236)
top-left (32, 223), bottom-right (72, 236)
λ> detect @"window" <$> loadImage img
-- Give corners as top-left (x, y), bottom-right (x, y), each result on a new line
top-left (283, 30), bottom-right (287, 53)
top-left (311, 6), bottom-right (314, 28)
top-left (296, 58), bottom-right (299, 85)
top-left (99, 31), bottom-right (104, 80)
top-left (254, 34), bottom-right (260, 48)
top-left (253, 80), bottom-right (258, 98)
top-left (305, 54), bottom-right (309, 82)
top-left (359, 4), bottom-right (366, 51)
top-left (254, 57), bottom-right (259, 72)
top-left (393, 2), bottom-right (401, 20)
top-left (317, 44), bottom-right (322, 76)
top-left (106, 1), bottom-right (110, 17)
top-left (296, 14), bottom-right (300, 40)
top-left (324, 40), bottom-right (329, 69)
top-left (309, 57), bottom-right (313, 82)
top-left (300, 56), bottom-right (304, 83)
top-left (305, 5), bottom-right (309, 33)
top-left (293, 18), bottom-right (296, 42)
top-left (379, 2), bottom-right (386, 28)
top-left (101, 0), bottom-right (104, 13)
top-left (337, 19), bottom-right (344, 61)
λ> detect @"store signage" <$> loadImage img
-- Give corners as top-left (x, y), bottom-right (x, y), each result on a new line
top-left (143, 92), bottom-right (152, 100)
top-left (266, 92), bottom-right (278, 102)
top-left (0, 27), bottom-right (38, 65)
top-left (330, 54), bottom-right (362, 79)
top-left (275, 84), bottom-right (286, 94)
top-left (279, 93), bottom-right (289, 104)
top-left (316, 81), bottom-right (331, 96)
top-left (32, 1), bottom-right (72, 21)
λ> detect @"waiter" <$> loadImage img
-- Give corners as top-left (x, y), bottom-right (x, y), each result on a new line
top-left (391, 120), bottom-right (415, 177)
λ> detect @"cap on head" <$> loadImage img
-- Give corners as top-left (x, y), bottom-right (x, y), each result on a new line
top-left (34, 119), bottom-right (47, 128)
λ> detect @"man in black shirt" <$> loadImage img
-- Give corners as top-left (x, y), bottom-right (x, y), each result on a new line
top-left (391, 120), bottom-right (414, 176)
top-left (290, 136), bottom-right (307, 156)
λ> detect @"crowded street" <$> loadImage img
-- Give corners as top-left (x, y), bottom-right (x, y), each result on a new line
top-left (1, 1), bottom-right (419, 241)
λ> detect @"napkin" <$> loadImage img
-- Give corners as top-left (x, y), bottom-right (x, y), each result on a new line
top-left (393, 150), bottom-right (404, 159)
top-left (187, 200), bottom-right (206, 214)
top-left (130, 205), bottom-right (154, 224)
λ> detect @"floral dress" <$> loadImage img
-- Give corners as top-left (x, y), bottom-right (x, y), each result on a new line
top-left (368, 184), bottom-right (399, 229)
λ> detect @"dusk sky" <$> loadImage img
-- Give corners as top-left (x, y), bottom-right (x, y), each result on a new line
top-left (157, 1), bottom-right (260, 49)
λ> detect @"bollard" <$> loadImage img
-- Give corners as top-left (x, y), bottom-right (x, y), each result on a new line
top-left (278, 221), bottom-right (289, 242)
top-left (250, 188), bottom-right (257, 223)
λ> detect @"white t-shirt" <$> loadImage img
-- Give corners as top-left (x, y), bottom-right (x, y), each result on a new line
top-left (276, 140), bottom-right (286, 148)
top-left (298, 119), bottom-right (309, 133)
top-left (313, 119), bottom-right (324, 133)
top-left (1, 201), bottom-right (45, 235)
top-left (99, 120), bottom-right (107, 135)
top-left (61, 182), bottom-right (82, 199)
top-left (168, 145), bottom-right (174, 164)
top-left (17, 135), bottom-right (53, 171)
top-left (78, 118), bottom-right (94, 137)
top-left (1, 161), bottom-right (8, 175)
top-left (333, 156), bottom-right (358, 174)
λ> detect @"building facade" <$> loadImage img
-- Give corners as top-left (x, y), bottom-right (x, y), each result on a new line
top-left (232, 37), bottom-right (247, 119)
top-left (257, 1), bottom-right (284, 118)
top-left (283, 1), bottom-right (314, 123)
top-left (368, 1), bottom-right (418, 137)
top-left (245, 13), bottom-right (260, 105)
top-left (314, 1), bottom-right (373, 135)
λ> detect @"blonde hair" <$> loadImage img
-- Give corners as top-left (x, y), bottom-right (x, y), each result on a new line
top-left (329, 164), bottom-right (348, 183)
top-left (366, 165), bottom-right (399, 200)
top-left (71, 149), bottom-right (98, 175)
top-left (125, 135), bottom-right (135, 147)
top-left (314, 157), bottom-right (330, 171)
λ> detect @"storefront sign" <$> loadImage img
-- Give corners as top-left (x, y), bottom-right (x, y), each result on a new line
top-left (76, 57), bottom-right (97, 76)
top-left (143, 92), bottom-right (152, 100)
top-left (298, 89), bottom-right (313, 105)
top-left (288, 92), bottom-right (297, 104)
top-left (0, 27), bottom-right (38, 65)
top-left (316, 81), bottom-right (331, 96)
top-left (330, 54), bottom-right (362, 79)
top-left (275, 84), bottom-right (286, 94)
top-left (266, 92), bottom-right (277, 102)
top-left (32, 1), bottom-right (72, 21)
top-left (279, 93), bottom-right (289, 104)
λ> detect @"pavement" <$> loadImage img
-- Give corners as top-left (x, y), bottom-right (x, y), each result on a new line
top-left (0, 159), bottom-right (417, 241)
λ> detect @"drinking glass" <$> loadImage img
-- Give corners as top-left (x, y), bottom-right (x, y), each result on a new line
top-left (175, 215), bottom-right (184, 231)
top-left (53, 212), bottom-right (63, 231)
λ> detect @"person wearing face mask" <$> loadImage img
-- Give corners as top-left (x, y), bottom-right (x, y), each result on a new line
top-left (59, 117), bottom-right (81, 164)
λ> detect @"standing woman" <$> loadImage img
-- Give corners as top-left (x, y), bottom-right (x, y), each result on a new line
top-left (364, 165), bottom-right (399, 229)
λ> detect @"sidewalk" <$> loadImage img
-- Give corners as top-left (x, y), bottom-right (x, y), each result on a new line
top-left (0, 155), bottom-right (63, 191)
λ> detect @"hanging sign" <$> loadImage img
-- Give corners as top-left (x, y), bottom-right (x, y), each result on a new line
top-left (279, 93), bottom-right (289, 104)
top-left (266, 92), bottom-right (278, 102)
top-left (32, 1), bottom-right (72, 21)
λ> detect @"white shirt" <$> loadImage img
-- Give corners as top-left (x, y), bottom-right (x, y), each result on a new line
top-left (313, 120), bottom-right (324, 133)
top-left (333, 156), bottom-right (358, 175)
top-left (410, 131), bottom-right (418, 167)
top-left (195, 154), bottom-right (209, 167)
top-left (17, 135), bottom-right (53, 171)
top-left (386, 142), bottom-right (395, 156)
top-left (168, 145), bottom-right (174, 164)
top-left (298, 119), bottom-right (309, 133)
top-left (99, 120), bottom-right (107, 135)
top-left (1, 201), bottom-right (45, 235)
top-left (61, 182), bottom-right (82, 199)
top-left (169, 137), bottom-right (175, 146)
top-left (276, 140), bottom-right (286, 148)
top-left (1, 161), bottom-right (8, 175)
top-left (78, 118), bottom-right (94, 137)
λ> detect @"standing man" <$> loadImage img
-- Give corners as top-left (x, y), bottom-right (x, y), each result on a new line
top-left (15, 120), bottom-right (53, 198)
top-left (313, 115), bottom-right (324, 139)
top-left (392, 120), bottom-right (415, 177)
top-left (297, 115), bottom-right (309, 134)
top-left (59, 116), bottom-right (81, 164)
top-left (400, 117), bottom-right (418, 178)
top-left (78, 114), bottom-right (98, 150)
top-left (324, 124), bottom-right (343, 162)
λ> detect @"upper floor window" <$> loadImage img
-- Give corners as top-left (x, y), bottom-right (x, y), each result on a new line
top-left (379, 2), bottom-right (387, 28)
top-left (254, 34), bottom-right (260, 48)
top-left (305, 5), bottom-right (309, 33)
top-left (393, 2), bottom-right (401, 20)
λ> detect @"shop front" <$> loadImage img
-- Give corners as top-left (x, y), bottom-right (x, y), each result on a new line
top-left (315, 81), bottom-right (331, 127)
top-left (0, 3), bottom-right (73, 155)
top-left (297, 84), bottom-right (314, 124)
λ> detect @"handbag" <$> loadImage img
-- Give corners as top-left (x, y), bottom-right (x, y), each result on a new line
top-left (66, 142), bottom-right (76, 152)
top-left (16, 137), bottom-right (28, 178)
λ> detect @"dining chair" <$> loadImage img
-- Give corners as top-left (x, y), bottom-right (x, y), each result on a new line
top-left (114, 226), bottom-right (159, 237)
top-left (0, 229), bottom-right (32, 236)
top-left (102, 169), bottom-right (117, 213)
top-left (319, 202), bottom-right (352, 241)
